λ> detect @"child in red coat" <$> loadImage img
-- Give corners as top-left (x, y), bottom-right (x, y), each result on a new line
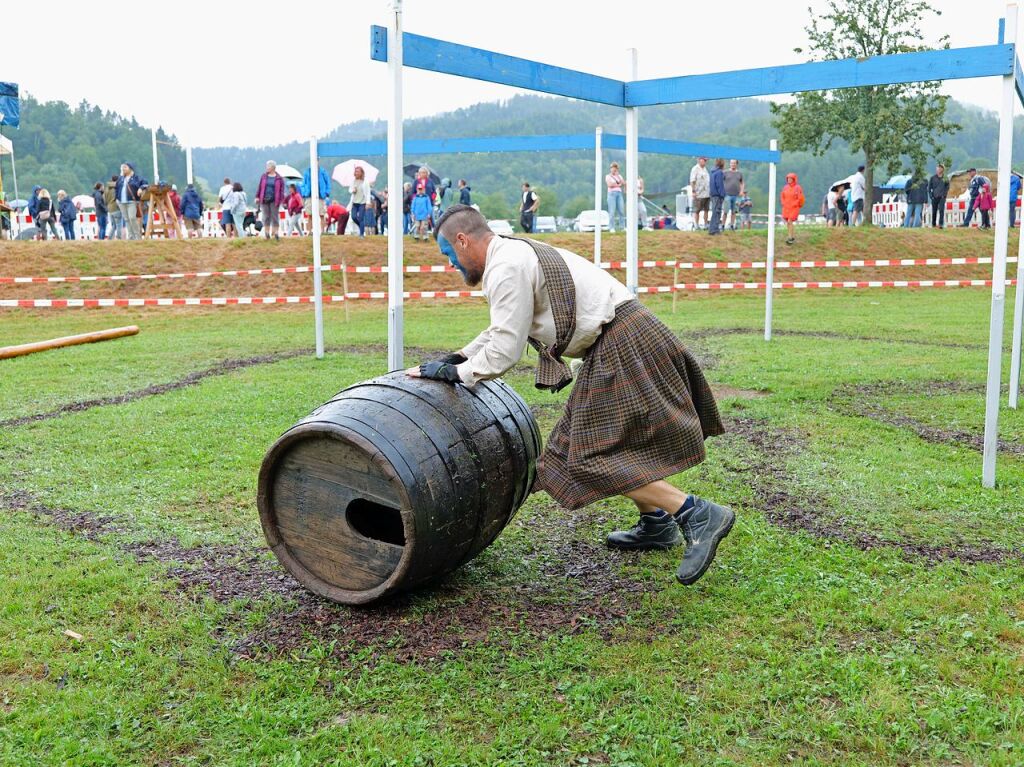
top-left (978, 183), bottom-right (995, 229)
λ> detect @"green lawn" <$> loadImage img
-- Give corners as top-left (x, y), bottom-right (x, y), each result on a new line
top-left (1, 288), bottom-right (1023, 766)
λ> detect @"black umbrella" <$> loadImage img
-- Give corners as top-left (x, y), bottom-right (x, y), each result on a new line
top-left (404, 163), bottom-right (441, 185)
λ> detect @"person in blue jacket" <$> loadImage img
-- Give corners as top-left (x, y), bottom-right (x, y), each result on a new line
top-left (708, 158), bottom-right (726, 235)
top-left (27, 185), bottom-right (40, 220)
top-left (301, 164), bottom-right (331, 231)
top-left (56, 190), bottom-right (78, 240)
top-left (180, 184), bottom-right (204, 238)
top-left (1010, 172), bottom-right (1022, 228)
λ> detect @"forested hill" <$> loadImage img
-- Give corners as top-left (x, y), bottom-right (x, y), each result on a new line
top-left (0, 97), bottom-right (187, 199)
top-left (1, 92), bottom-right (1019, 216)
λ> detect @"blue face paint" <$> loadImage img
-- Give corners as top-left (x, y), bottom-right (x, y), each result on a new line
top-left (438, 233), bottom-right (469, 279)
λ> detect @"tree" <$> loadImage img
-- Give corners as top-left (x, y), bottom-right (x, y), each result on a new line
top-left (476, 191), bottom-right (514, 221)
top-left (532, 186), bottom-right (559, 220)
top-left (770, 0), bottom-right (960, 224)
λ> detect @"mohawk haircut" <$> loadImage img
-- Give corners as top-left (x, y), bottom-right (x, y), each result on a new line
top-left (433, 204), bottom-right (491, 241)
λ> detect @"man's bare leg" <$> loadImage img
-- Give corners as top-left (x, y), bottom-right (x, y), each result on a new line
top-left (623, 480), bottom-right (688, 514)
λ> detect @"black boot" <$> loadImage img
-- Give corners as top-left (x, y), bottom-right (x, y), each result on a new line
top-left (606, 513), bottom-right (681, 551)
top-left (674, 497), bottom-right (735, 584)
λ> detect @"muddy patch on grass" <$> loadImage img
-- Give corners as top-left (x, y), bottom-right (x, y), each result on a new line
top-left (828, 380), bottom-right (1024, 457)
top-left (727, 416), bottom-right (1018, 565)
top-left (233, 499), bottom-right (658, 663)
top-left (0, 489), bottom-right (118, 541)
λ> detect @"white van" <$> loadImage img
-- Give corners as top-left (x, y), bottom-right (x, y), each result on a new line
top-left (534, 216), bottom-right (557, 233)
top-left (573, 210), bottom-right (610, 232)
top-left (487, 219), bottom-right (514, 235)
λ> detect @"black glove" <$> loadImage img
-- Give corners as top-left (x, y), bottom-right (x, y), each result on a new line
top-left (419, 360), bottom-right (462, 383)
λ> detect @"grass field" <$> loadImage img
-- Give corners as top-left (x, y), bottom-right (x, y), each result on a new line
top-left (2, 233), bottom-right (1024, 766)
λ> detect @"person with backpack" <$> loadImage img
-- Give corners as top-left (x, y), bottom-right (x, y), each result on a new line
top-left (56, 190), bottom-right (77, 240)
top-left (34, 189), bottom-right (58, 240)
top-left (255, 161), bottom-right (285, 240)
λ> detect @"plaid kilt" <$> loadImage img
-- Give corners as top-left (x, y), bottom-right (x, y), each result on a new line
top-left (537, 299), bottom-right (725, 510)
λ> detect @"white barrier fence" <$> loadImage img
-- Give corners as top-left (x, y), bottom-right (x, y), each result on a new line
top-left (872, 197), bottom-right (1023, 228)
top-left (11, 207), bottom-right (314, 240)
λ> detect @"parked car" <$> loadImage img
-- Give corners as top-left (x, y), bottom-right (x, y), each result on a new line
top-left (534, 215), bottom-right (557, 233)
top-left (573, 210), bottom-right (610, 232)
top-left (487, 219), bottom-right (514, 235)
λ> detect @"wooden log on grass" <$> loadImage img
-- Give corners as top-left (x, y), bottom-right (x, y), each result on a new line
top-left (0, 326), bottom-right (140, 360)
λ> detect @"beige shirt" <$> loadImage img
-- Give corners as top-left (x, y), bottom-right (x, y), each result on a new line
top-left (456, 237), bottom-right (633, 386)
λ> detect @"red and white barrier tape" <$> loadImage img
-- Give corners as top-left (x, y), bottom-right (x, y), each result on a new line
top-left (2, 255), bottom-right (1012, 284)
top-left (2, 280), bottom-right (1015, 308)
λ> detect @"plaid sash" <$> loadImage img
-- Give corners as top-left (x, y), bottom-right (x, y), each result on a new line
top-left (503, 236), bottom-right (577, 392)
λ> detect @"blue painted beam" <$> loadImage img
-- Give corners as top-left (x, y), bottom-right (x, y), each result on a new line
top-left (999, 17), bottom-right (1006, 44)
top-left (624, 44), bottom-right (1015, 106)
top-left (1016, 55), bottom-right (1024, 107)
top-left (602, 134), bottom-right (780, 163)
top-left (319, 134), bottom-right (597, 157)
top-left (369, 25), bottom-right (624, 106)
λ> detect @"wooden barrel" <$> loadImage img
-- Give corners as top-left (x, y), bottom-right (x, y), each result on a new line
top-left (257, 373), bottom-right (542, 605)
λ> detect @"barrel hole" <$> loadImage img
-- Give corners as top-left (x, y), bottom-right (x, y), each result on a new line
top-left (346, 499), bottom-right (406, 546)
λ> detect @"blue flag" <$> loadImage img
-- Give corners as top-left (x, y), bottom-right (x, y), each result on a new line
top-left (0, 82), bottom-right (20, 128)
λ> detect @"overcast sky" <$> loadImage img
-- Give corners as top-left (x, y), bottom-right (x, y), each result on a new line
top-left (2, 0), bottom-right (1014, 148)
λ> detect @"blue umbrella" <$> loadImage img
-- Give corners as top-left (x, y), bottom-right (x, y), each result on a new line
top-left (7, 198), bottom-right (28, 209)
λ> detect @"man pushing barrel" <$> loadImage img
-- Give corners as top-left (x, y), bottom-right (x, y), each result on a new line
top-left (406, 205), bottom-right (732, 585)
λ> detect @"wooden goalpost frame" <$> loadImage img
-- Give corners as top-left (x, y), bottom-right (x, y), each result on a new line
top-left (370, 2), bottom-right (1023, 487)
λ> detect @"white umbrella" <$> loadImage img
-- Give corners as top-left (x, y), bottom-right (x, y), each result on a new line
top-left (72, 194), bottom-right (95, 209)
top-left (332, 159), bottom-right (379, 187)
top-left (829, 175), bottom-right (858, 193)
top-left (276, 164), bottom-right (302, 180)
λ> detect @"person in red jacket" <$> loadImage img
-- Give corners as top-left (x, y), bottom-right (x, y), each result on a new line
top-left (284, 183), bottom-right (305, 236)
top-left (780, 172), bottom-right (805, 245)
top-left (326, 200), bottom-right (350, 235)
top-left (978, 182), bottom-right (995, 229)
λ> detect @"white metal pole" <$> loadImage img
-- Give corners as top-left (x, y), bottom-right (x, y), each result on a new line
top-left (310, 136), bottom-right (325, 359)
top-left (387, 0), bottom-right (405, 371)
top-left (1009, 205), bottom-right (1024, 407)
top-left (185, 144), bottom-right (193, 186)
top-left (594, 126), bottom-right (602, 265)
top-left (982, 2), bottom-right (1017, 487)
top-left (151, 128), bottom-right (159, 183)
top-left (765, 139), bottom-right (778, 341)
top-left (625, 48), bottom-right (639, 295)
